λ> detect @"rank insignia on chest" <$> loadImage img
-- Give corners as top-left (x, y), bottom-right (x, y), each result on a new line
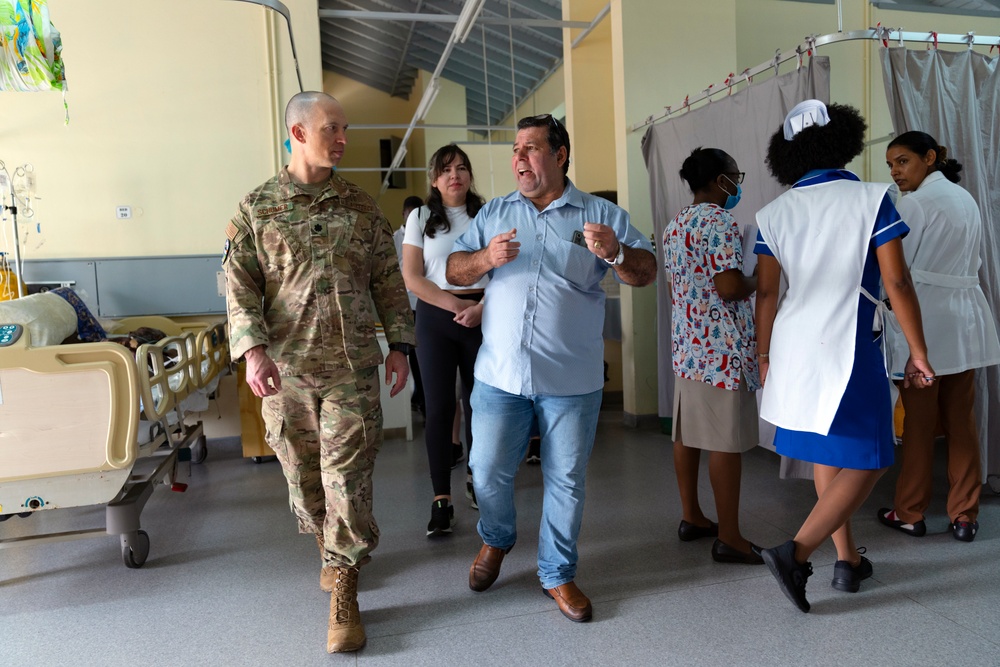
top-left (255, 202), bottom-right (294, 218)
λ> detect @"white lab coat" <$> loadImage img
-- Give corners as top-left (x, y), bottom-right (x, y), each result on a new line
top-left (756, 178), bottom-right (890, 435)
top-left (887, 171), bottom-right (1000, 378)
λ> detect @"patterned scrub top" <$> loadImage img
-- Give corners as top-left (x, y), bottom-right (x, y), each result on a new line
top-left (663, 203), bottom-right (759, 391)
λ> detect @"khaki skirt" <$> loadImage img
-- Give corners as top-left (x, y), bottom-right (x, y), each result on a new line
top-left (672, 375), bottom-right (759, 453)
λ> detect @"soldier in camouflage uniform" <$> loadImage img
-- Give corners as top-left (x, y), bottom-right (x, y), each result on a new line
top-left (223, 91), bottom-right (414, 654)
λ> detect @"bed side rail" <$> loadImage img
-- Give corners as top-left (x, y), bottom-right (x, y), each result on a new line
top-left (0, 327), bottom-right (140, 483)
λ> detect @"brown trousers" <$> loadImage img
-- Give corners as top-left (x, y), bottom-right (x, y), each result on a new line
top-left (894, 369), bottom-right (981, 523)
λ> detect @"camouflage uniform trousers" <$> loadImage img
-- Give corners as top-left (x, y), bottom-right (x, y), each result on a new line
top-left (261, 367), bottom-right (383, 568)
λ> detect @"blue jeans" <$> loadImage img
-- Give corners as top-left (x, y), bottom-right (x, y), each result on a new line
top-left (469, 381), bottom-right (603, 588)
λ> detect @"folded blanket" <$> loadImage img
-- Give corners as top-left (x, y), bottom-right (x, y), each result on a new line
top-left (0, 290), bottom-right (77, 345)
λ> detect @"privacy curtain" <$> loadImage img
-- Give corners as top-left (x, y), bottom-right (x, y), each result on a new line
top-left (0, 0), bottom-right (65, 92)
top-left (641, 56), bottom-right (830, 478)
top-left (881, 47), bottom-right (1000, 478)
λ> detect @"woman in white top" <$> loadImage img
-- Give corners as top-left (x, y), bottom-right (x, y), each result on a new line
top-left (402, 145), bottom-right (488, 537)
top-left (878, 131), bottom-right (1000, 543)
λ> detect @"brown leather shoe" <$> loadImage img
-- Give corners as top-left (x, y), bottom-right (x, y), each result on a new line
top-left (469, 543), bottom-right (510, 592)
top-left (543, 581), bottom-right (592, 622)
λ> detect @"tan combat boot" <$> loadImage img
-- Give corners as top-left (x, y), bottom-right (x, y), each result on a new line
top-left (317, 535), bottom-right (335, 593)
top-left (326, 566), bottom-right (365, 653)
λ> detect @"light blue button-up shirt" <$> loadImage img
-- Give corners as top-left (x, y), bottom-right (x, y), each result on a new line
top-left (453, 179), bottom-right (653, 396)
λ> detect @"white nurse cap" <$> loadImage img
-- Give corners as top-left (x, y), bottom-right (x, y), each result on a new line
top-left (783, 99), bottom-right (830, 140)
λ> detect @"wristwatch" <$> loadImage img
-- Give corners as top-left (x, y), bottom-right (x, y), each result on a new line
top-left (388, 342), bottom-right (415, 355)
top-left (604, 243), bottom-right (625, 267)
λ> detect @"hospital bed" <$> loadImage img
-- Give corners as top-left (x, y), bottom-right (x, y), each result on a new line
top-left (0, 312), bottom-right (229, 568)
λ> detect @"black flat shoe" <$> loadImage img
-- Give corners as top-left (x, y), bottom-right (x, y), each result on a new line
top-left (877, 507), bottom-right (926, 537)
top-left (678, 520), bottom-right (718, 542)
top-left (711, 539), bottom-right (764, 565)
top-left (951, 520), bottom-right (979, 542)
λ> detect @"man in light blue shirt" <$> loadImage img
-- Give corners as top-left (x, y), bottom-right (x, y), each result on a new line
top-left (447, 114), bottom-right (656, 622)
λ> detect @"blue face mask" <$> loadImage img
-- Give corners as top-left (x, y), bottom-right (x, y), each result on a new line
top-left (721, 175), bottom-right (742, 210)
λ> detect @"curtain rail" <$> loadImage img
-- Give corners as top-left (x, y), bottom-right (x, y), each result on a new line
top-left (630, 28), bottom-right (1000, 133)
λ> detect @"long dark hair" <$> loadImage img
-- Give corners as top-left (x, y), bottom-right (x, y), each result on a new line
top-left (887, 131), bottom-right (963, 184)
top-left (424, 145), bottom-right (484, 238)
top-left (765, 103), bottom-right (866, 186)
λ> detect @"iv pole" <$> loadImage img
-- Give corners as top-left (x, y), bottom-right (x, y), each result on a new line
top-left (0, 161), bottom-right (27, 300)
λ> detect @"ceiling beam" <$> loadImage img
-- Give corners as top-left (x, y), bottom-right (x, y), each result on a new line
top-left (317, 9), bottom-right (589, 29)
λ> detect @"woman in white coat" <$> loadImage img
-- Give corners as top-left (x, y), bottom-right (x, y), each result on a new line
top-left (878, 131), bottom-right (1000, 543)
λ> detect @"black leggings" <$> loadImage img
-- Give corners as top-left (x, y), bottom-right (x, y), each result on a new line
top-left (415, 295), bottom-right (483, 496)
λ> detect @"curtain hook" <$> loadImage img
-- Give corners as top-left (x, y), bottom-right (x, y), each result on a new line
top-left (772, 49), bottom-right (781, 77)
top-left (898, 27), bottom-right (904, 48)
top-left (966, 31), bottom-right (975, 50)
top-left (876, 22), bottom-right (888, 48)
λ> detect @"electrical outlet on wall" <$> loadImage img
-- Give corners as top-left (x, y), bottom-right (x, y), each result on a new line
top-left (116, 206), bottom-right (132, 219)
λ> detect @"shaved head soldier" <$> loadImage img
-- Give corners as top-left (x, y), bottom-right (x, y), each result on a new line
top-left (224, 91), bottom-right (414, 653)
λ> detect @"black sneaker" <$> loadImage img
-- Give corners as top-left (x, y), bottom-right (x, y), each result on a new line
top-left (951, 520), bottom-right (979, 542)
top-left (466, 476), bottom-right (478, 510)
top-left (426, 499), bottom-right (455, 537)
top-left (877, 507), bottom-right (927, 537)
top-left (761, 540), bottom-right (813, 613)
top-left (451, 442), bottom-right (464, 469)
top-left (525, 437), bottom-right (541, 465)
top-left (831, 550), bottom-right (873, 593)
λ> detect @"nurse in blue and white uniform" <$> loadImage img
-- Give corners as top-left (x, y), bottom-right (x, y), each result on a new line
top-left (753, 100), bottom-right (935, 613)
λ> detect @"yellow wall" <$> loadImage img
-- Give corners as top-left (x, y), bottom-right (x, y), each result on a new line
top-left (1, 0), bottom-right (321, 260)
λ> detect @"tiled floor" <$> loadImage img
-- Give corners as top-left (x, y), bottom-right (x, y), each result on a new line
top-left (3, 410), bottom-right (998, 666)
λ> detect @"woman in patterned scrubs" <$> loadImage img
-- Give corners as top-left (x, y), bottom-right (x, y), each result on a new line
top-left (663, 147), bottom-right (763, 565)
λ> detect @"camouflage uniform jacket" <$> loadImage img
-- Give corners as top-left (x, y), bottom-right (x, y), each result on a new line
top-left (224, 167), bottom-right (415, 376)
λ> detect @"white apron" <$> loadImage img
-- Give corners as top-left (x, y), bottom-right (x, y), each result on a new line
top-left (756, 179), bottom-right (890, 435)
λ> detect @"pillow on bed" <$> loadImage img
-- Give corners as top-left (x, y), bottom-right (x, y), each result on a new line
top-left (0, 291), bottom-right (78, 346)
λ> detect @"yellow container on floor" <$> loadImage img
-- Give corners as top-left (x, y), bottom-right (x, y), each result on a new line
top-left (0, 268), bottom-right (26, 302)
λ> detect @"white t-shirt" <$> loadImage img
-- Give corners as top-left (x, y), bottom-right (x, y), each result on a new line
top-left (402, 204), bottom-right (489, 291)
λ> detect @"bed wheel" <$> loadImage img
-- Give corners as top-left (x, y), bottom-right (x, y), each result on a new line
top-left (252, 456), bottom-right (264, 464)
top-left (191, 436), bottom-right (208, 465)
top-left (122, 530), bottom-right (150, 569)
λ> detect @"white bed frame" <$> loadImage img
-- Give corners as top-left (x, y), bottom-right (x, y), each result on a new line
top-left (0, 320), bottom-right (228, 568)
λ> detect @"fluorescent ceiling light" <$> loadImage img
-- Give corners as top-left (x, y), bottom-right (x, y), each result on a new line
top-left (454, 0), bottom-right (486, 43)
top-left (414, 79), bottom-right (441, 121)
